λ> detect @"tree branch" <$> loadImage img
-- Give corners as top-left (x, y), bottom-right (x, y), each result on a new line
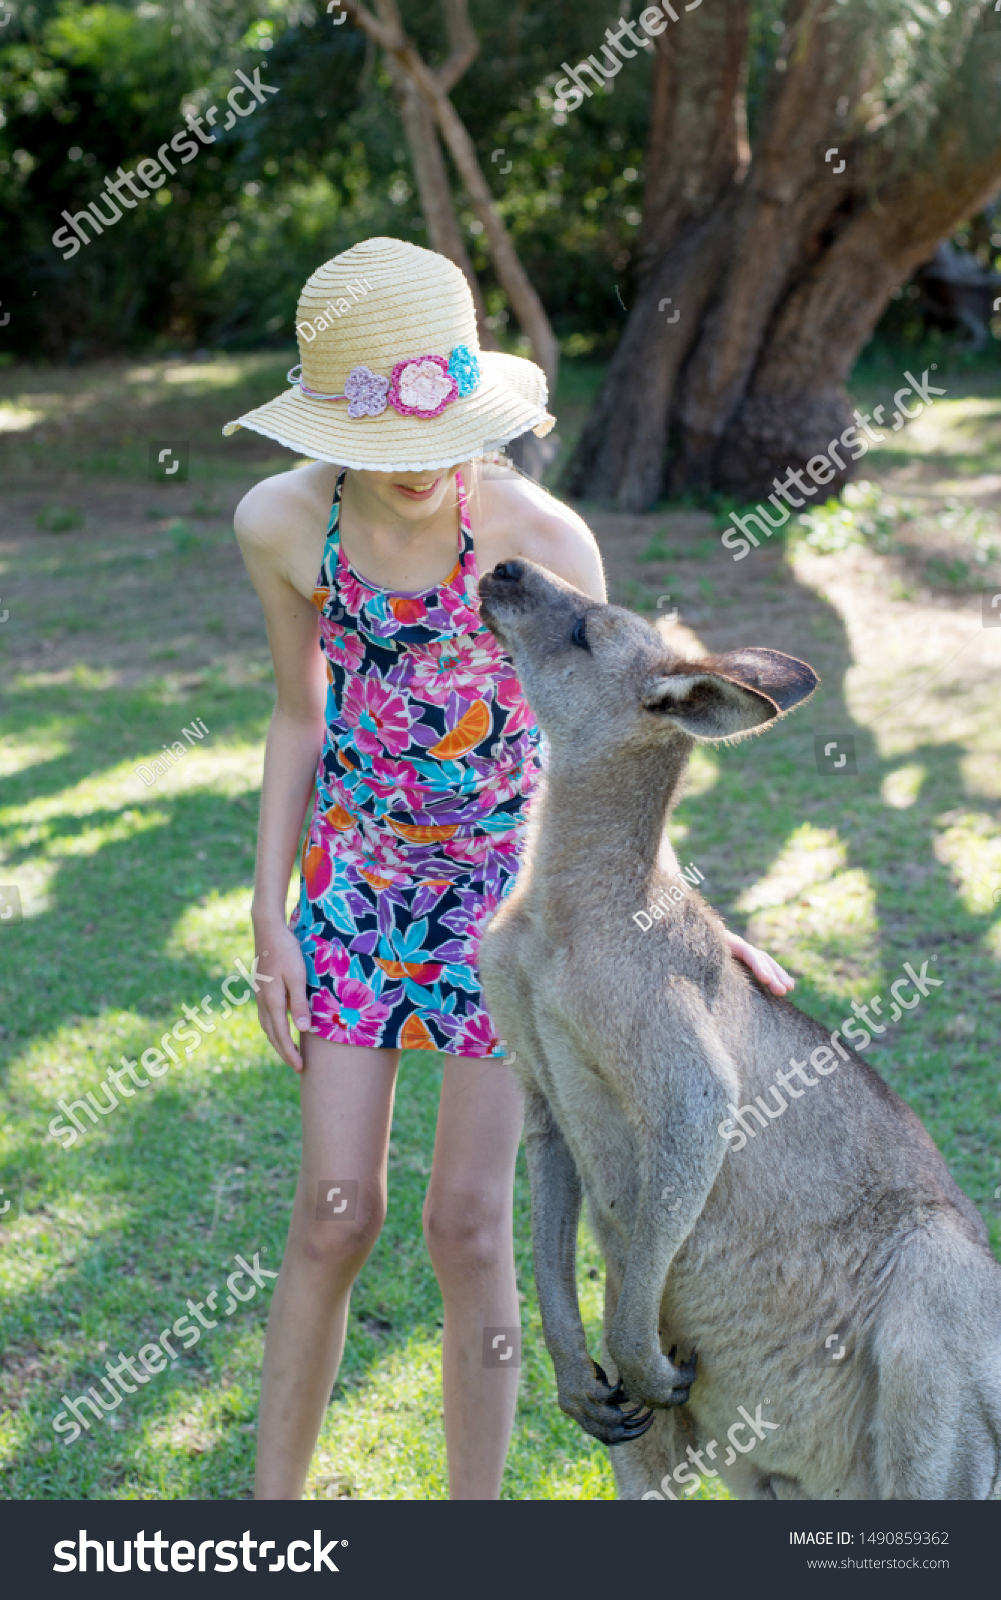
top-left (337, 0), bottom-right (559, 390)
top-left (383, 54), bottom-right (496, 345)
top-left (436, 0), bottom-right (479, 94)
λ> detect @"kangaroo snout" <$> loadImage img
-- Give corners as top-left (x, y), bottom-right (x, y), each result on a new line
top-left (479, 556), bottom-right (581, 613)
top-left (479, 558), bottom-right (549, 624)
top-left (489, 559), bottom-right (526, 584)
top-left (479, 558), bottom-right (582, 658)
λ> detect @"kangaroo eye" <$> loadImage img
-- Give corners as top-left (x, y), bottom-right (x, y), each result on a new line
top-left (571, 616), bottom-right (590, 651)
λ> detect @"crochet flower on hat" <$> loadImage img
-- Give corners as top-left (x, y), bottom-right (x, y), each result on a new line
top-left (343, 365), bottom-right (390, 418)
top-left (388, 355), bottom-right (459, 419)
top-left (286, 343), bottom-right (487, 422)
top-left (447, 344), bottom-right (480, 398)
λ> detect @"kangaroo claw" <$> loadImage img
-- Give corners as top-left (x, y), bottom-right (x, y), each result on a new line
top-left (609, 1407), bottom-right (656, 1444)
top-left (562, 1359), bottom-right (658, 1445)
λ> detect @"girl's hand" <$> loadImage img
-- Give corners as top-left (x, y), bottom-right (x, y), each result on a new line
top-left (722, 929), bottom-right (795, 996)
top-left (252, 923), bottom-right (314, 1072)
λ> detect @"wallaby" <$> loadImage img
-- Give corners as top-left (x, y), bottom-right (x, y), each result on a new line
top-left (478, 557), bottom-right (1001, 1501)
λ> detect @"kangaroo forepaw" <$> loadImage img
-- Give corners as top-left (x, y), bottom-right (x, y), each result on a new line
top-left (668, 1345), bottom-right (698, 1386)
top-left (613, 1347), bottom-right (698, 1410)
top-left (556, 1359), bottom-right (656, 1447)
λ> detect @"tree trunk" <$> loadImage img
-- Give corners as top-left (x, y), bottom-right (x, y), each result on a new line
top-left (341, 0), bottom-right (559, 393)
top-left (564, 0), bottom-right (751, 506)
top-left (568, 0), bottom-right (1001, 509)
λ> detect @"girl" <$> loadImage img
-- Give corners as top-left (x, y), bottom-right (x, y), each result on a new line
top-left (226, 237), bottom-right (793, 1500)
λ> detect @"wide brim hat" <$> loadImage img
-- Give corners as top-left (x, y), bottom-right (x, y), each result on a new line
top-left (222, 236), bottom-right (555, 471)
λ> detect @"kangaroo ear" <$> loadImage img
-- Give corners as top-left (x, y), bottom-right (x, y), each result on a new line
top-left (639, 669), bottom-right (778, 739)
top-left (639, 649), bottom-right (818, 741)
top-left (708, 648), bottom-right (820, 713)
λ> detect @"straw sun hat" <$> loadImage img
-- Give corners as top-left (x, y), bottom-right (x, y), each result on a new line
top-left (222, 236), bottom-right (555, 471)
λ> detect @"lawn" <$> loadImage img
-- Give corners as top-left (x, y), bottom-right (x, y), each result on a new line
top-left (0, 342), bottom-right (999, 1500)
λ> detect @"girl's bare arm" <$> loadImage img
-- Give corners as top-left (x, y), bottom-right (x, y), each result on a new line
top-left (235, 491), bottom-right (328, 1070)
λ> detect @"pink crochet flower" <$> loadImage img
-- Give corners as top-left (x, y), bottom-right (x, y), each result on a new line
top-left (388, 355), bottom-right (459, 419)
top-left (343, 365), bottom-right (390, 418)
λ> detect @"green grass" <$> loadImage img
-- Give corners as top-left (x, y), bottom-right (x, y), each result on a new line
top-left (0, 681), bottom-right (617, 1500)
top-left (0, 448), bottom-right (620, 1497)
top-left (1, 344), bottom-right (999, 1501)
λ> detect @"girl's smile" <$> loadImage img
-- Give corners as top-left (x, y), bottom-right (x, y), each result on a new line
top-left (393, 477), bottom-right (443, 502)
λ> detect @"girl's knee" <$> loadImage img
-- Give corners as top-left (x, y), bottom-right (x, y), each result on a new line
top-left (293, 1185), bottom-right (386, 1279)
top-left (423, 1189), bottom-right (511, 1279)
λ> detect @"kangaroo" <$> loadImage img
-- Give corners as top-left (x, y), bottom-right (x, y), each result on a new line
top-left (477, 557), bottom-right (1001, 1501)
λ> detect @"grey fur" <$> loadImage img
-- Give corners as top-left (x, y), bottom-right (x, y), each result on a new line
top-left (478, 558), bottom-right (1001, 1502)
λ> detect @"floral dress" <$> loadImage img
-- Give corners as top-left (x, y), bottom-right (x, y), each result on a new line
top-left (290, 469), bottom-right (543, 1056)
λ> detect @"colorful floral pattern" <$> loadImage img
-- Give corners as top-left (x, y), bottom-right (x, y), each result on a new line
top-left (388, 355), bottom-right (459, 419)
top-left (291, 469), bottom-right (543, 1056)
top-left (289, 347), bottom-right (480, 419)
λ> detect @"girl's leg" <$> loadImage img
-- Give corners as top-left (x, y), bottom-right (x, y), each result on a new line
top-left (254, 1035), bottom-right (400, 1500)
top-left (423, 1055), bottom-right (525, 1500)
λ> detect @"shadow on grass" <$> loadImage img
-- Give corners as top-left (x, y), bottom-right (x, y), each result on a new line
top-left (667, 565), bottom-right (1000, 1239)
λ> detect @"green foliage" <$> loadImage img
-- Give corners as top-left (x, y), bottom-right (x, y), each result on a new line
top-left (35, 503), bottom-right (84, 531)
top-left (2, 0), bottom-right (997, 364)
top-left (934, 497), bottom-right (1001, 566)
top-left (0, 0), bottom-right (652, 357)
top-left (793, 480), bottom-right (912, 554)
top-left (166, 518), bottom-right (199, 554)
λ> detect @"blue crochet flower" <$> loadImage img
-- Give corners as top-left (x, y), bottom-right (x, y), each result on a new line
top-left (447, 344), bottom-right (480, 398)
